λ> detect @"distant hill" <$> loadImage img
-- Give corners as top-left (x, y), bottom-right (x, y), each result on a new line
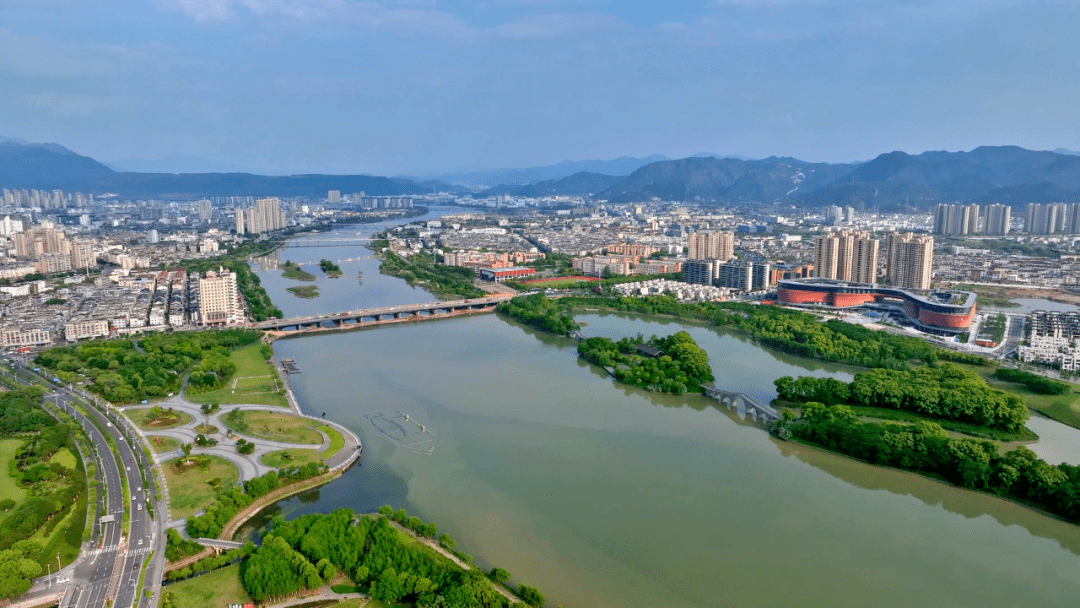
top-left (417, 155), bottom-right (672, 187)
top-left (106, 153), bottom-right (248, 174)
top-left (0, 138), bottom-right (115, 189)
top-left (477, 172), bottom-right (623, 198)
top-left (598, 146), bottom-right (1080, 209)
top-left (72, 172), bottom-right (430, 199)
top-left (0, 136), bottom-right (433, 198)
top-left (600, 156), bottom-right (851, 203)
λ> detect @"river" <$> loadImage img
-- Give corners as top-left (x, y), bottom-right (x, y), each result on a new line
top-left (245, 217), bottom-right (1080, 608)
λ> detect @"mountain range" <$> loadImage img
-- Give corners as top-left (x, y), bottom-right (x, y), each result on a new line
top-left (3, 136), bottom-right (1080, 208)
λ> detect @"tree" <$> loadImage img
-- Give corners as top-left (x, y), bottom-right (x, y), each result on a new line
top-left (517, 584), bottom-right (545, 607)
top-left (378, 505), bottom-right (393, 517)
top-left (181, 443), bottom-right (192, 461)
top-left (490, 567), bottom-right (510, 584)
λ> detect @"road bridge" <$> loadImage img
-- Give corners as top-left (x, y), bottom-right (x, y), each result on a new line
top-left (283, 238), bottom-right (375, 248)
top-left (253, 295), bottom-right (514, 336)
top-left (705, 387), bottom-right (780, 422)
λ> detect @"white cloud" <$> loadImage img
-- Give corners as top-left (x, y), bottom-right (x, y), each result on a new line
top-left (158, 0), bottom-right (620, 42)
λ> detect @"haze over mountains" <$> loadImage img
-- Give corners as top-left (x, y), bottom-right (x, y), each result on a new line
top-left (3, 136), bottom-right (1080, 209)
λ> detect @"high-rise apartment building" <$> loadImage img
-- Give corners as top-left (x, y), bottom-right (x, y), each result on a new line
top-left (1024, 202), bottom-right (1078, 235)
top-left (235, 197), bottom-right (287, 235)
top-left (985, 204), bottom-right (1011, 235)
top-left (814, 230), bottom-right (878, 284)
top-left (327, 190), bottom-right (341, 204)
top-left (66, 240), bottom-right (95, 269)
top-left (198, 269), bottom-right (240, 325)
top-left (687, 231), bottom-right (734, 261)
top-left (885, 232), bottom-right (933, 291)
top-left (14, 227), bottom-right (67, 259)
top-left (851, 235), bottom-right (880, 284)
top-left (683, 260), bottom-right (717, 285)
top-left (934, 203), bottom-right (980, 235)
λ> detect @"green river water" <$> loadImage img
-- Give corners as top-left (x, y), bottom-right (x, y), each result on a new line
top-left (261, 312), bottom-right (1080, 608)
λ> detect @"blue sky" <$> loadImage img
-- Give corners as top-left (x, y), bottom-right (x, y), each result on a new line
top-left (1, 0), bottom-right (1077, 175)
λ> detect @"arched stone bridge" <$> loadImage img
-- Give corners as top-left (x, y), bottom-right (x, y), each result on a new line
top-left (704, 387), bottom-right (780, 422)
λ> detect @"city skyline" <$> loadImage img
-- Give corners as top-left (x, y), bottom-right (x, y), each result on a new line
top-left (2, 1), bottom-right (1079, 176)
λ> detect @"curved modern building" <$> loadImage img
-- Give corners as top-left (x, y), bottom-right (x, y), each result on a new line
top-left (777, 278), bottom-right (976, 331)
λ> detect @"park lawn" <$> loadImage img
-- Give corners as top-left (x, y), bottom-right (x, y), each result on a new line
top-left (260, 449), bottom-right (323, 468)
top-left (318, 425), bottom-right (344, 459)
top-left (0, 438), bottom-right (27, 523)
top-left (49, 447), bottom-right (77, 469)
top-left (163, 455), bottom-right (240, 519)
top-left (847, 405), bottom-right (1038, 442)
top-left (353, 600), bottom-right (404, 608)
top-left (131, 408), bottom-right (193, 430)
top-left (223, 410), bottom-right (323, 444)
top-left (188, 343), bottom-right (288, 408)
top-left (160, 563), bottom-right (252, 608)
top-left (148, 435), bottom-right (182, 453)
top-left (521, 277), bottom-right (597, 290)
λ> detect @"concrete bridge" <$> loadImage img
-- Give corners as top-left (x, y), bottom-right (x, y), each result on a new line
top-left (704, 387), bottom-right (780, 422)
top-left (284, 238), bottom-right (375, 248)
top-left (253, 295), bottom-right (513, 336)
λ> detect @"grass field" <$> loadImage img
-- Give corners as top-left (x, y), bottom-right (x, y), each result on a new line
top-left (163, 455), bottom-right (240, 519)
top-left (0, 438), bottom-right (26, 523)
top-left (188, 343), bottom-right (288, 408)
top-left (49, 447), bottom-right (77, 468)
top-left (131, 408), bottom-right (192, 430)
top-left (954, 284), bottom-right (1022, 308)
top-left (148, 436), bottom-right (182, 453)
top-left (318, 425), bottom-right (344, 458)
top-left (222, 410), bottom-right (323, 444)
top-left (260, 449), bottom-right (324, 468)
top-left (160, 563), bottom-right (252, 608)
top-left (521, 277), bottom-right (600, 290)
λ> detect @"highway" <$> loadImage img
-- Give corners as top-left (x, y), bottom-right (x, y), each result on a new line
top-left (4, 363), bottom-right (165, 608)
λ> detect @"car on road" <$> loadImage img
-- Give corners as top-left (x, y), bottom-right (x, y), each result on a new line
top-left (131, 495), bottom-right (136, 501)
top-left (129, 458), bottom-right (133, 463)
top-left (138, 539), bottom-right (143, 546)
top-left (126, 467), bottom-right (130, 471)
top-left (133, 564), bottom-right (138, 571)
top-left (137, 504), bottom-right (142, 511)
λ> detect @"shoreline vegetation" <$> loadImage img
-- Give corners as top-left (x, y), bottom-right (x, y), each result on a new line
top-left (282, 261), bottom-right (317, 282)
top-left (370, 235), bottom-right (486, 300)
top-left (319, 259), bottom-right (344, 277)
top-left (286, 285), bottom-right (320, 299)
top-left (577, 331), bottom-right (714, 395)
top-left (495, 292), bottom-right (1080, 530)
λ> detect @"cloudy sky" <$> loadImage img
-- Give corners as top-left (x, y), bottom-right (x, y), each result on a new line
top-left (1, 0), bottom-right (1077, 175)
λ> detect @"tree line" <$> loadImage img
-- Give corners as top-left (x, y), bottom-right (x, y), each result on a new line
top-left (34, 329), bottom-right (261, 403)
top-left (774, 363), bottom-right (1030, 432)
top-left (770, 402), bottom-right (1080, 524)
top-left (379, 250), bottom-right (486, 299)
top-left (496, 294), bottom-right (579, 336)
top-left (0, 388), bottom-right (87, 598)
top-left (577, 331), bottom-right (714, 395)
top-left (992, 368), bottom-right (1071, 395)
top-left (242, 508), bottom-right (545, 607)
top-left (186, 463), bottom-right (325, 539)
top-left (552, 295), bottom-right (988, 370)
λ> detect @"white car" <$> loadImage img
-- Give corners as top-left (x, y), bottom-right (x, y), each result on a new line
top-left (137, 504), bottom-right (142, 511)
top-left (131, 495), bottom-right (136, 501)
top-left (138, 539), bottom-right (143, 546)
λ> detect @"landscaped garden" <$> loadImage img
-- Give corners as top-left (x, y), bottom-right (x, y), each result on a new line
top-left (163, 455), bottom-right (240, 519)
top-left (148, 435), bottom-right (182, 453)
top-left (131, 406), bottom-right (192, 430)
top-left (260, 449), bottom-right (324, 468)
top-left (221, 410), bottom-right (323, 445)
top-left (187, 343), bottom-right (288, 408)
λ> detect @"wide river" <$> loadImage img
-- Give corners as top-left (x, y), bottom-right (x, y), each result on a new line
top-left (248, 213), bottom-right (1080, 608)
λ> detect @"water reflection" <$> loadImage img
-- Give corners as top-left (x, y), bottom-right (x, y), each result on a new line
top-left (777, 439), bottom-right (1080, 557)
